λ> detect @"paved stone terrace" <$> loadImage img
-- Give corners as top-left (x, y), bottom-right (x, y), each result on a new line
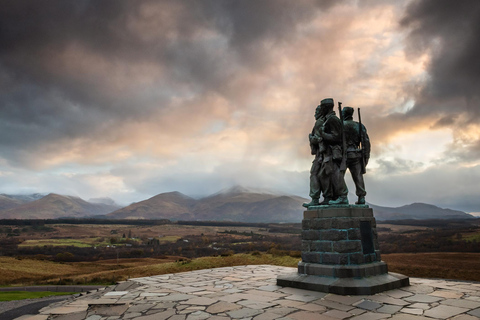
top-left (15, 265), bottom-right (480, 320)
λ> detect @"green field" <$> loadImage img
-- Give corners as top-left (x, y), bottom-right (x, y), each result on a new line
top-left (461, 232), bottom-right (480, 242)
top-left (19, 239), bottom-right (94, 248)
top-left (18, 236), bottom-right (178, 248)
top-left (158, 236), bottom-right (181, 243)
top-left (0, 291), bottom-right (75, 301)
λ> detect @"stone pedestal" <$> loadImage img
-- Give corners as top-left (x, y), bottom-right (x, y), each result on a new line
top-left (277, 206), bottom-right (409, 295)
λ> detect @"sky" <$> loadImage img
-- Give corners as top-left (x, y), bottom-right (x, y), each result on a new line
top-left (0, 0), bottom-right (479, 213)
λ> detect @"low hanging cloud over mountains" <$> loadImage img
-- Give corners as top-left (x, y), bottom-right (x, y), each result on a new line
top-left (0, 0), bottom-right (479, 213)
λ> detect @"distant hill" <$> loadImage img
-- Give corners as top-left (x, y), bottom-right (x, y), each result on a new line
top-left (191, 186), bottom-right (306, 222)
top-left (107, 192), bottom-right (196, 220)
top-left (0, 193), bottom-right (119, 219)
top-left (0, 194), bottom-right (28, 211)
top-left (0, 193), bottom-right (46, 211)
top-left (108, 186), bottom-right (308, 222)
top-left (1, 193), bottom-right (45, 203)
top-left (370, 202), bottom-right (474, 220)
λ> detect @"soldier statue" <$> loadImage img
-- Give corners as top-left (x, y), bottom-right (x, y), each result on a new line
top-left (303, 104), bottom-right (326, 207)
top-left (319, 98), bottom-right (349, 205)
top-left (342, 107), bottom-right (370, 204)
top-left (303, 99), bottom-right (371, 208)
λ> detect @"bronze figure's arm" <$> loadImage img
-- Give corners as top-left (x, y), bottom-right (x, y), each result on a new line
top-left (338, 102), bottom-right (347, 172)
top-left (358, 108), bottom-right (366, 174)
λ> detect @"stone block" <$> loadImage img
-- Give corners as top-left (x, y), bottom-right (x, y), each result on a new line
top-left (312, 218), bottom-right (332, 229)
top-left (375, 250), bottom-right (382, 261)
top-left (317, 207), bottom-right (374, 219)
top-left (347, 229), bottom-right (361, 240)
top-left (376, 263), bottom-right (388, 275)
top-left (320, 229), bottom-right (347, 241)
top-left (349, 253), bottom-right (365, 265)
top-left (304, 210), bottom-right (319, 219)
top-left (319, 207), bottom-right (350, 217)
top-left (333, 240), bottom-right (362, 254)
top-left (332, 218), bottom-right (359, 229)
top-left (311, 241), bottom-right (333, 252)
top-left (322, 253), bottom-right (348, 265)
top-left (300, 263), bottom-right (335, 277)
top-left (301, 230), bottom-right (320, 241)
top-left (364, 254), bottom-right (375, 263)
top-left (335, 266), bottom-right (364, 278)
top-left (302, 252), bottom-right (321, 263)
top-left (302, 219), bottom-right (312, 229)
top-left (301, 241), bottom-right (311, 252)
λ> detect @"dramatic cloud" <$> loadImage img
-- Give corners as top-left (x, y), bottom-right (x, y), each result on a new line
top-left (0, 0), bottom-right (478, 213)
top-left (399, 0), bottom-right (480, 166)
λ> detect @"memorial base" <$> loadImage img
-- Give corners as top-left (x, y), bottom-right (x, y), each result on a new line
top-left (277, 206), bottom-right (409, 295)
top-left (277, 271), bottom-right (409, 296)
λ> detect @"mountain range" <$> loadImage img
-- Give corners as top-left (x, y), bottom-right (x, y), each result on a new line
top-left (0, 193), bottom-right (121, 219)
top-left (107, 186), bottom-right (307, 222)
top-left (0, 186), bottom-right (475, 222)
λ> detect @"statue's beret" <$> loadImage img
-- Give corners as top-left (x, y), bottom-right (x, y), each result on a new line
top-left (320, 98), bottom-right (334, 106)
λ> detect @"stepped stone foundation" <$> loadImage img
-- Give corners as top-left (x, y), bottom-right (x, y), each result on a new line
top-left (277, 206), bottom-right (409, 295)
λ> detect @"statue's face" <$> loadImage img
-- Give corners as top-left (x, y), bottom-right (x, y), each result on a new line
top-left (315, 106), bottom-right (321, 119)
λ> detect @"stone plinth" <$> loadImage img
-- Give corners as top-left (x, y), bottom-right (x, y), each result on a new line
top-left (277, 206), bottom-right (409, 295)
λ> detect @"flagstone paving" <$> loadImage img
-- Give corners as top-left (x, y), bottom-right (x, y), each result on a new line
top-left (13, 265), bottom-right (480, 320)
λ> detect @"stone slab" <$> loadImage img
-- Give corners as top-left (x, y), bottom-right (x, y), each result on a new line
top-left (304, 207), bottom-right (373, 219)
top-left (276, 272), bottom-right (409, 295)
top-left (298, 261), bottom-right (388, 278)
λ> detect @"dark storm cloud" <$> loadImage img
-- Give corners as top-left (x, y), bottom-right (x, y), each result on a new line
top-left (0, 0), bottom-right (341, 167)
top-left (401, 0), bottom-right (480, 119)
top-left (431, 115), bottom-right (458, 129)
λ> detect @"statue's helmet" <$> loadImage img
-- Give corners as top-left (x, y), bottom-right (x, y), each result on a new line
top-left (320, 98), bottom-right (334, 107)
top-left (343, 106), bottom-right (354, 118)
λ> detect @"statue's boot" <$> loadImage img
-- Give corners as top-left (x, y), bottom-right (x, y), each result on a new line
top-left (302, 198), bottom-right (320, 208)
top-left (319, 198), bottom-right (332, 205)
top-left (328, 197), bottom-right (349, 205)
top-left (355, 196), bottom-right (366, 205)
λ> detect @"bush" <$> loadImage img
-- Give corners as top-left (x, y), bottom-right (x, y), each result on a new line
top-left (220, 250), bottom-right (234, 257)
top-left (55, 252), bottom-right (74, 262)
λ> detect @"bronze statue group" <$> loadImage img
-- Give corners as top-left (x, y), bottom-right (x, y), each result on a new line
top-left (303, 98), bottom-right (370, 208)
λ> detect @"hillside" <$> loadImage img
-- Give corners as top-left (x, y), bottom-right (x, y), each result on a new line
top-left (370, 202), bottom-right (474, 220)
top-left (108, 186), bottom-right (308, 222)
top-left (1, 193), bottom-right (45, 203)
top-left (192, 186), bottom-right (306, 222)
top-left (0, 193), bottom-right (45, 211)
top-left (0, 195), bottom-right (28, 211)
top-left (107, 191), bottom-right (196, 220)
top-left (0, 193), bottom-right (119, 219)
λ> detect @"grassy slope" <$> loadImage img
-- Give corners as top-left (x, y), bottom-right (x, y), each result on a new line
top-left (0, 252), bottom-right (478, 287)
